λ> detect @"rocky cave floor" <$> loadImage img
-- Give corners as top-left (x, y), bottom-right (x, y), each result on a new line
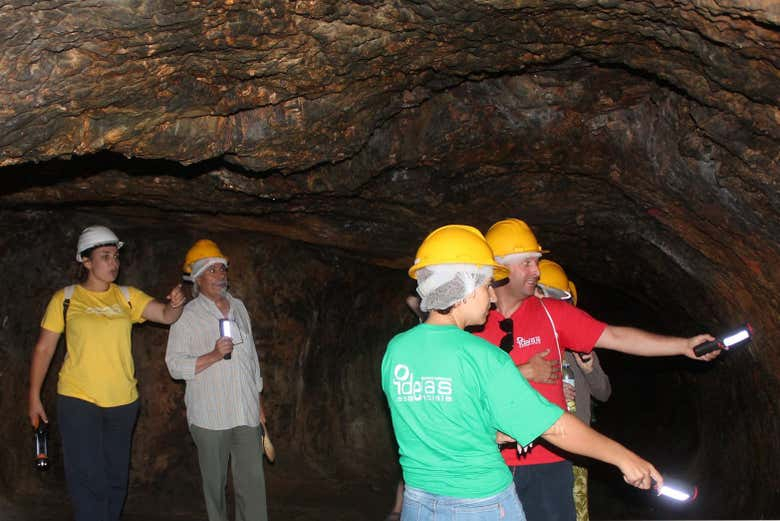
top-left (1, 463), bottom-right (708, 521)
top-left (2, 466), bottom-right (391, 521)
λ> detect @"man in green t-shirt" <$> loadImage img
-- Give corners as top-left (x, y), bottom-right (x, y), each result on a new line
top-left (381, 224), bottom-right (663, 520)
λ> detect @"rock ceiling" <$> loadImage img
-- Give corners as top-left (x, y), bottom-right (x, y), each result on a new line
top-left (0, 1), bottom-right (778, 330)
top-left (1, 4), bottom-right (778, 517)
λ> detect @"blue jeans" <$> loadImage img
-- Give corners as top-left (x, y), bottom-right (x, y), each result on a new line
top-left (511, 461), bottom-right (575, 521)
top-left (57, 395), bottom-right (140, 521)
top-left (402, 483), bottom-right (526, 520)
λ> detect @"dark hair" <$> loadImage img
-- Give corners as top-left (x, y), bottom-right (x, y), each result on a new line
top-left (430, 305), bottom-right (453, 315)
top-left (76, 263), bottom-right (88, 282)
top-left (76, 244), bottom-right (119, 282)
top-left (76, 246), bottom-right (96, 282)
top-left (406, 293), bottom-right (430, 323)
top-left (78, 245), bottom-right (97, 261)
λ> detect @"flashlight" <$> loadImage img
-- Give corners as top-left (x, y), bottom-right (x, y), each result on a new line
top-left (33, 420), bottom-right (50, 471)
top-left (219, 319), bottom-right (232, 360)
top-left (693, 323), bottom-right (753, 357)
top-left (655, 479), bottom-right (698, 502)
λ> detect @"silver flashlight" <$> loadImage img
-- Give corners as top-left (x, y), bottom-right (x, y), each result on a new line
top-left (219, 319), bottom-right (232, 360)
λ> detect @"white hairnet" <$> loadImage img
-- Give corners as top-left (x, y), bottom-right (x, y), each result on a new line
top-left (495, 252), bottom-right (541, 266)
top-left (416, 264), bottom-right (494, 312)
top-left (189, 257), bottom-right (228, 280)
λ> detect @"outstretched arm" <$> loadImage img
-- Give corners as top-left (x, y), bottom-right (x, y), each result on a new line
top-left (596, 325), bottom-right (718, 361)
top-left (142, 284), bottom-right (186, 324)
top-left (541, 411), bottom-right (663, 490)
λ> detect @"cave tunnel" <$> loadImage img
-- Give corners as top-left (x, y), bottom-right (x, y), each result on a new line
top-left (1, 1), bottom-right (778, 520)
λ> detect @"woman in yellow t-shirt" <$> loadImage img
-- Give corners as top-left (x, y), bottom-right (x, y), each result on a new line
top-left (27, 225), bottom-right (186, 521)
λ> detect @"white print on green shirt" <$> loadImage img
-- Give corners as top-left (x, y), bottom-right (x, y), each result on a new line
top-left (392, 364), bottom-right (453, 403)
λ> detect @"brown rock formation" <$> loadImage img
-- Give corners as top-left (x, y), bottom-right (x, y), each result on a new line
top-left (0, 1), bottom-right (778, 518)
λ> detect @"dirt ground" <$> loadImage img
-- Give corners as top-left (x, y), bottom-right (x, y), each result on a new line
top-left (2, 466), bottom-right (396, 521)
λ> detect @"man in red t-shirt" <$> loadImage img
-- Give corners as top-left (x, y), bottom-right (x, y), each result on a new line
top-left (473, 218), bottom-right (719, 521)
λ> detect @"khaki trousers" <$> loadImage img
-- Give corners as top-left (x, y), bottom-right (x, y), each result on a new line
top-left (190, 424), bottom-right (268, 521)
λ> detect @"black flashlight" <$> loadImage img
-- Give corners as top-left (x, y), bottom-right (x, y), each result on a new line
top-left (219, 319), bottom-right (232, 360)
top-left (693, 323), bottom-right (753, 357)
top-left (33, 420), bottom-right (49, 471)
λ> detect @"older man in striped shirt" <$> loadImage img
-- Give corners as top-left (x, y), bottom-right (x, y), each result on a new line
top-left (166, 240), bottom-right (267, 521)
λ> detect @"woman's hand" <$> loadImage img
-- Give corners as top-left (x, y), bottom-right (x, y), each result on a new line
top-left (167, 284), bottom-right (186, 309)
top-left (618, 452), bottom-right (663, 490)
top-left (143, 285), bottom-right (186, 324)
top-left (28, 328), bottom-right (60, 428)
top-left (28, 397), bottom-right (48, 428)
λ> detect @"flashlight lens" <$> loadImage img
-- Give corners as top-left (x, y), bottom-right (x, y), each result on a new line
top-left (659, 485), bottom-right (691, 501)
top-left (220, 320), bottom-right (232, 337)
top-left (722, 329), bottom-right (750, 347)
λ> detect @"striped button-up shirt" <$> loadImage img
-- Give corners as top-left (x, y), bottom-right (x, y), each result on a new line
top-left (165, 293), bottom-right (263, 430)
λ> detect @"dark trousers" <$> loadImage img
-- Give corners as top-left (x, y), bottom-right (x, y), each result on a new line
top-left (512, 460), bottom-right (576, 521)
top-left (57, 395), bottom-right (140, 521)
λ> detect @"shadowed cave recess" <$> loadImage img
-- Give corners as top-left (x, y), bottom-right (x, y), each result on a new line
top-left (1, 1), bottom-right (779, 520)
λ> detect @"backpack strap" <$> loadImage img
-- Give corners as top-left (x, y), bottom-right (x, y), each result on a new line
top-left (62, 285), bottom-right (75, 326)
top-left (119, 286), bottom-right (132, 309)
top-left (62, 285), bottom-right (132, 324)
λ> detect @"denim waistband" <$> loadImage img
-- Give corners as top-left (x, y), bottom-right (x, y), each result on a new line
top-left (404, 481), bottom-right (516, 506)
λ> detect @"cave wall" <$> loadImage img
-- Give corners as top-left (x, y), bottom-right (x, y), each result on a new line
top-left (0, 0), bottom-right (778, 518)
top-left (0, 208), bottom-right (411, 503)
top-left (4, 63), bottom-right (778, 345)
top-left (573, 279), bottom-right (780, 519)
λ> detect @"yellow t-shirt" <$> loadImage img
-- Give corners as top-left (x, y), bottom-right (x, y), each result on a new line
top-left (41, 284), bottom-right (155, 407)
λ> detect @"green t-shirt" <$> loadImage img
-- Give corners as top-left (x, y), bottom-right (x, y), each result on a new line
top-left (381, 324), bottom-right (563, 498)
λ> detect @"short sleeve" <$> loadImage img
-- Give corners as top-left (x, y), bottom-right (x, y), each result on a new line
top-left (40, 289), bottom-right (66, 333)
top-left (165, 310), bottom-right (199, 381)
top-left (552, 301), bottom-right (606, 353)
top-left (484, 355), bottom-right (564, 446)
top-left (127, 286), bottom-right (155, 323)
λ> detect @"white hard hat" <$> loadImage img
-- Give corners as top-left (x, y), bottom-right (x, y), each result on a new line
top-left (76, 226), bottom-right (124, 262)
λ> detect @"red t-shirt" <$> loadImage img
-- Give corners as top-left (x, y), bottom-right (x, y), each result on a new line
top-left (474, 297), bottom-right (606, 466)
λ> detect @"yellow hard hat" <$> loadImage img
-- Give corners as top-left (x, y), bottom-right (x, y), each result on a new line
top-left (408, 225), bottom-right (509, 280)
top-left (485, 218), bottom-right (547, 258)
top-left (538, 259), bottom-right (578, 306)
top-left (183, 239), bottom-right (228, 274)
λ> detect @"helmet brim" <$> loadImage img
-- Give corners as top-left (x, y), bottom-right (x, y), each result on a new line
top-left (537, 283), bottom-right (572, 301)
top-left (409, 261), bottom-right (509, 281)
top-left (76, 240), bottom-right (124, 262)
